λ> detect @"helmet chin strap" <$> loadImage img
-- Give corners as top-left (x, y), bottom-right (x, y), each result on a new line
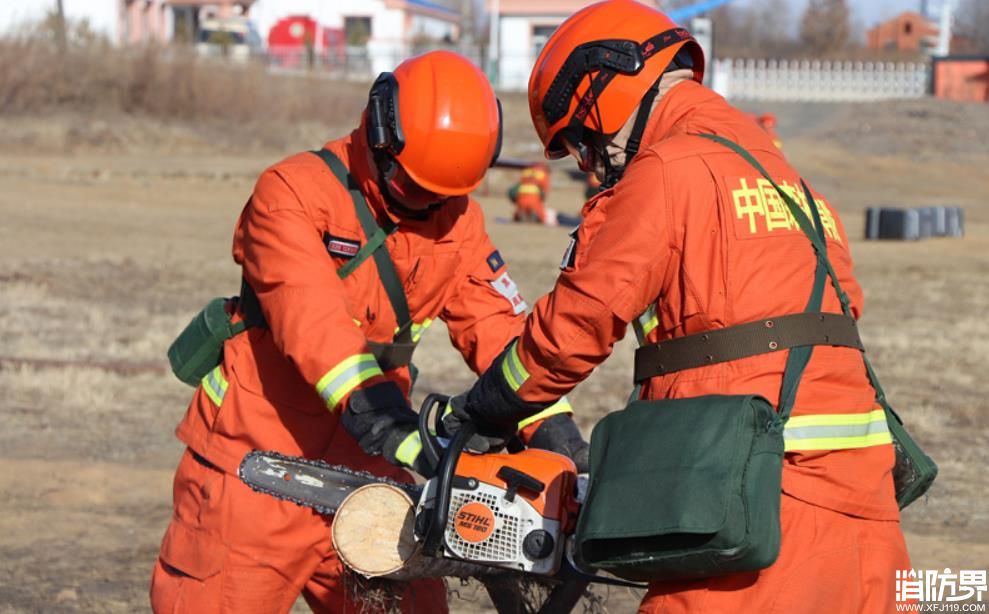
top-left (598, 77), bottom-right (662, 190)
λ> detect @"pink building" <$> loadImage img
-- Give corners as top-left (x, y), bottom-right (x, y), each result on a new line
top-left (120, 0), bottom-right (254, 45)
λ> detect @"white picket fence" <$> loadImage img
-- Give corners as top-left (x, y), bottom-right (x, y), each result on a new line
top-left (712, 58), bottom-right (930, 102)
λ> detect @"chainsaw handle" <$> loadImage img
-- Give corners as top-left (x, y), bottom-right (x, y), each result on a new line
top-left (417, 393), bottom-right (450, 479)
top-left (422, 416), bottom-right (477, 557)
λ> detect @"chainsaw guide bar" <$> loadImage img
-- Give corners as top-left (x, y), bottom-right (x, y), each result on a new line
top-left (238, 449), bottom-right (422, 515)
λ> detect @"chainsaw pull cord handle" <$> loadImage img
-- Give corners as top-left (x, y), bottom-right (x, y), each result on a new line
top-left (422, 417), bottom-right (477, 557)
top-left (417, 393), bottom-right (450, 479)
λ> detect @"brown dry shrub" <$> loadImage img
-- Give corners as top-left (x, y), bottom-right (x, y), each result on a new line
top-left (0, 20), bottom-right (368, 150)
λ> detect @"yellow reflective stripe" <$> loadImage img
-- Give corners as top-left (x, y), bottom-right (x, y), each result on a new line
top-left (783, 432), bottom-right (892, 452)
top-left (786, 409), bottom-right (885, 428)
top-left (201, 365), bottom-right (228, 406)
top-left (394, 431), bottom-right (423, 466)
top-left (517, 396), bottom-right (573, 430)
top-left (638, 305), bottom-right (659, 338)
top-left (411, 318), bottom-right (433, 343)
top-left (517, 184), bottom-right (542, 195)
top-left (501, 341), bottom-right (530, 392)
top-left (392, 319), bottom-right (433, 343)
top-left (784, 409), bottom-right (892, 451)
top-left (315, 353), bottom-right (383, 410)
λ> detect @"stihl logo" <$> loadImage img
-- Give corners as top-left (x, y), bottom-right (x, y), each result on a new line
top-left (459, 512), bottom-right (490, 525)
top-left (454, 502), bottom-right (496, 543)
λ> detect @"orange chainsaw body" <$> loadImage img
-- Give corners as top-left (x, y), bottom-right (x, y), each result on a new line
top-left (454, 448), bottom-right (578, 523)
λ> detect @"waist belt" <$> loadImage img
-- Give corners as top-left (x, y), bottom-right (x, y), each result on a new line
top-left (238, 279), bottom-right (416, 372)
top-left (633, 312), bottom-right (863, 382)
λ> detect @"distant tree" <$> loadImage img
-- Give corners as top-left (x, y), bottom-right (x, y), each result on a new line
top-left (800, 0), bottom-right (851, 55)
top-left (955, 0), bottom-right (989, 53)
top-left (709, 0), bottom-right (795, 58)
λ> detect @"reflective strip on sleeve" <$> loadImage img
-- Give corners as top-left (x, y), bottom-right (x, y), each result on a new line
top-left (315, 353), bottom-right (384, 411)
top-left (201, 365), bottom-right (229, 407)
top-left (500, 341), bottom-right (530, 392)
top-left (394, 431), bottom-right (423, 467)
top-left (517, 396), bottom-right (573, 430)
top-left (783, 408), bottom-right (892, 452)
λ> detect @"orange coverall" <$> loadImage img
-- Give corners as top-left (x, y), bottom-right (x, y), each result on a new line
top-left (150, 128), bottom-right (565, 613)
top-left (506, 81), bottom-right (909, 612)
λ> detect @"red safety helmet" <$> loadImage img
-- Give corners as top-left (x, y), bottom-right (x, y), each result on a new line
top-left (528, 0), bottom-right (704, 163)
top-left (367, 50), bottom-right (502, 197)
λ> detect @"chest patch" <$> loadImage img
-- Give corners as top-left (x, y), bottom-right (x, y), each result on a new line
top-left (323, 232), bottom-right (361, 259)
top-left (490, 272), bottom-right (527, 315)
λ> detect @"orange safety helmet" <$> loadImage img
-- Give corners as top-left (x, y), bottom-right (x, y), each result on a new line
top-left (528, 0), bottom-right (704, 162)
top-left (367, 50), bottom-right (502, 196)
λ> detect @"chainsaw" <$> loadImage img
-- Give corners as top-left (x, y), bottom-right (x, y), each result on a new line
top-left (238, 393), bottom-right (643, 613)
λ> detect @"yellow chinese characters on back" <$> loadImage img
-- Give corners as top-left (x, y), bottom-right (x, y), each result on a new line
top-left (729, 176), bottom-right (841, 242)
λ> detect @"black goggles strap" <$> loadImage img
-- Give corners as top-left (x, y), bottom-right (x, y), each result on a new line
top-left (551, 27), bottom-right (694, 137)
top-left (623, 77), bottom-right (661, 166)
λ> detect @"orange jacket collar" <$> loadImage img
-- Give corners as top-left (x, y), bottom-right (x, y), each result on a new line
top-left (639, 80), bottom-right (724, 150)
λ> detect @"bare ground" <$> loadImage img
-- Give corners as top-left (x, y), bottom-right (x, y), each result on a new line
top-left (1, 98), bottom-right (988, 613)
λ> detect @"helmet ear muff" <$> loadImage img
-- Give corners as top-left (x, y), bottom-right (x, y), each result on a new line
top-left (667, 46), bottom-right (695, 71)
top-left (367, 72), bottom-right (405, 155)
top-left (490, 98), bottom-right (503, 167)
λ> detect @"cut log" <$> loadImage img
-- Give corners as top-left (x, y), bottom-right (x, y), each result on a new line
top-left (331, 482), bottom-right (499, 581)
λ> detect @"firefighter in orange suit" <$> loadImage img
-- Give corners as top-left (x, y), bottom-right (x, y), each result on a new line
top-left (447, 2), bottom-right (910, 613)
top-left (510, 162), bottom-right (551, 223)
top-left (149, 51), bottom-right (585, 614)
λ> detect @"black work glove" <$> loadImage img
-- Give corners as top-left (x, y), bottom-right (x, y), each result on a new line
top-left (527, 413), bottom-right (590, 473)
top-left (439, 394), bottom-right (513, 454)
top-left (340, 381), bottom-right (416, 459)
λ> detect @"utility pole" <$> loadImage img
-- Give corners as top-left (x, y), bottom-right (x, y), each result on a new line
top-left (55, 0), bottom-right (67, 54)
top-left (935, 0), bottom-right (954, 56)
top-left (488, 0), bottom-right (499, 87)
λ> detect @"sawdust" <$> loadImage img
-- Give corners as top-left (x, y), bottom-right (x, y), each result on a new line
top-left (344, 573), bottom-right (409, 614)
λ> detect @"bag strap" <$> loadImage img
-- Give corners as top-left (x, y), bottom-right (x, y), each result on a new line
top-left (311, 149), bottom-right (415, 344)
top-left (696, 133), bottom-right (890, 417)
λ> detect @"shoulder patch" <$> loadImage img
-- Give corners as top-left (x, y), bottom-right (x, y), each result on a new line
top-left (490, 272), bottom-right (527, 315)
top-left (323, 232), bottom-right (361, 259)
top-left (486, 250), bottom-right (505, 273)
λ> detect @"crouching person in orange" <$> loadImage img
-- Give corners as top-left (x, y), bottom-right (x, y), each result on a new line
top-left (149, 51), bottom-right (584, 614)
top-left (445, 2), bottom-right (909, 613)
top-left (510, 162), bottom-right (551, 223)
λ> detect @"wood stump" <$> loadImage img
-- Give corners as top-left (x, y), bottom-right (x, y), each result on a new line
top-left (331, 483), bottom-right (498, 580)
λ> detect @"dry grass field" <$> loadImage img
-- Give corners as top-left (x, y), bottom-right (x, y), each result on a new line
top-left (0, 53), bottom-right (987, 612)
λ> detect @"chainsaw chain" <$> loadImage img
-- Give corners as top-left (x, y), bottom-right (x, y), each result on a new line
top-left (238, 449), bottom-right (422, 515)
